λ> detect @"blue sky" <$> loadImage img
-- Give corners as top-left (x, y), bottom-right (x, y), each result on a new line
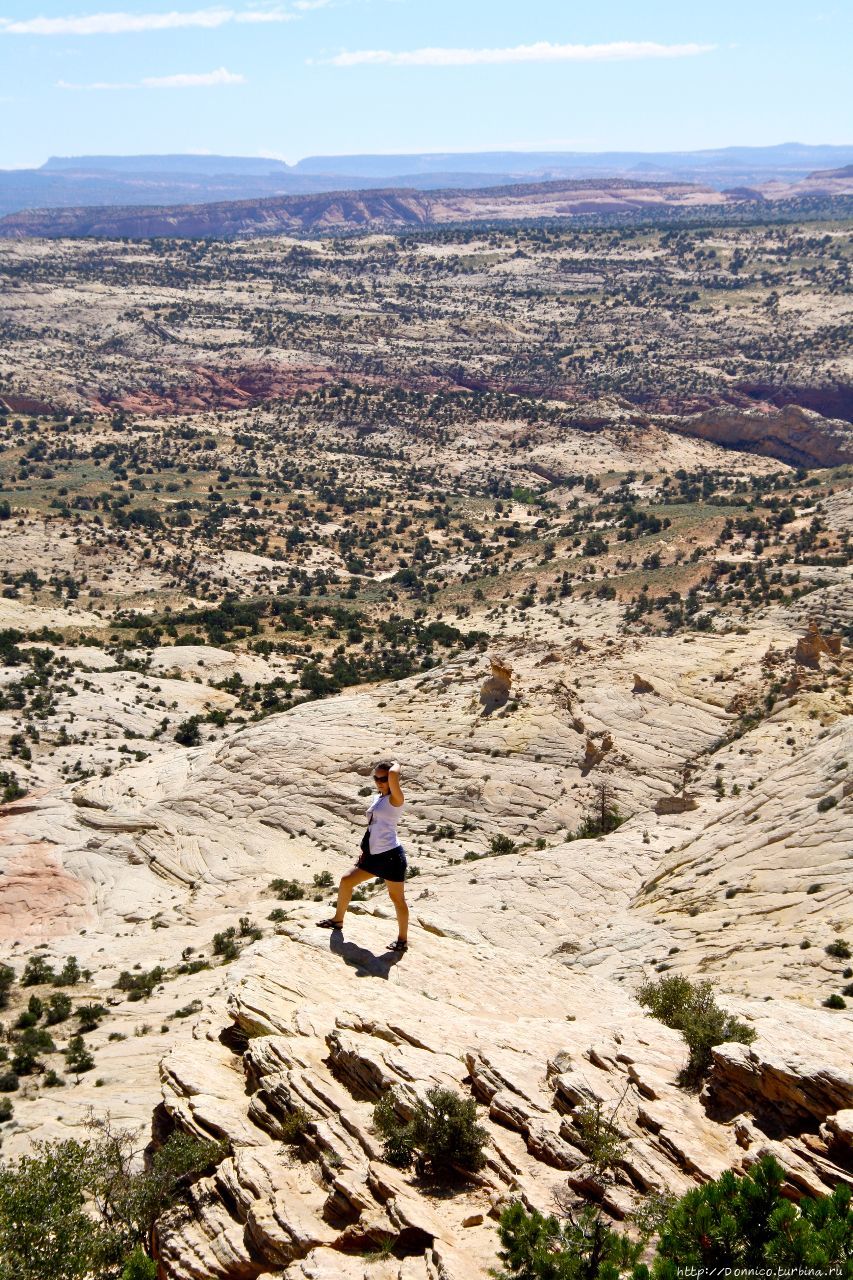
top-left (1, 0), bottom-right (850, 167)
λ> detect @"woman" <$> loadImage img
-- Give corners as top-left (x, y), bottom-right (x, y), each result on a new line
top-left (317, 759), bottom-right (409, 952)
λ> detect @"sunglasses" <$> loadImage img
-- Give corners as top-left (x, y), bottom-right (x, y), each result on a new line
top-left (373, 774), bottom-right (389, 782)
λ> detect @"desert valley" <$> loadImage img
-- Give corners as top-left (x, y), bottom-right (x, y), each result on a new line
top-left (0, 189), bottom-right (851, 1278)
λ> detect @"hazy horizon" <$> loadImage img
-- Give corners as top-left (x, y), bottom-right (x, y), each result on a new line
top-left (3, 140), bottom-right (852, 177)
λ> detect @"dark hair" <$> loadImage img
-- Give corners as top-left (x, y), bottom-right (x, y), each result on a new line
top-left (375, 760), bottom-right (392, 773)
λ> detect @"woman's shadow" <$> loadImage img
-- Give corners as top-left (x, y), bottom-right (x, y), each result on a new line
top-left (329, 930), bottom-right (406, 979)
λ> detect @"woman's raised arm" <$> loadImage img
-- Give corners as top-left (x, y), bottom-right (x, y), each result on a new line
top-left (387, 760), bottom-right (404, 807)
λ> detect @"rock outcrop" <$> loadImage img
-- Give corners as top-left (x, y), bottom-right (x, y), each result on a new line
top-left (149, 908), bottom-right (853, 1277)
top-left (478, 655), bottom-right (513, 714)
top-left (669, 404), bottom-right (853, 468)
top-left (795, 621), bottom-right (843, 667)
top-left (1, 618), bottom-right (850, 1272)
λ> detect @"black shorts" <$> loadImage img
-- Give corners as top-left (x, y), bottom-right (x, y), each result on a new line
top-left (357, 845), bottom-right (407, 882)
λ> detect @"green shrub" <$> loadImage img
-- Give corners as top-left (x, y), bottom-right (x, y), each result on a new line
top-left (494, 1154), bottom-right (853, 1279)
top-left (45, 993), bottom-right (72, 1025)
top-left (168, 997), bottom-right (199, 1020)
top-left (173, 717), bottom-right (201, 746)
top-left (65, 1035), bottom-right (95, 1077)
top-left (489, 834), bottom-right (518, 856)
top-left (651, 1153), bottom-right (852, 1275)
top-left (574, 797), bottom-right (625, 839)
top-left (12, 1028), bottom-right (56, 1075)
top-left (54, 957), bottom-right (82, 987)
top-left (270, 877), bottom-right (305, 900)
top-left (27, 994), bottom-right (44, 1019)
top-left (826, 938), bottom-right (851, 959)
top-left (21, 955), bottom-right (57, 987)
top-left (313, 870), bottom-right (334, 889)
top-left (494, 1199), bottom-right (644, 1280)
top-left (76, 1004), bottom-right (108, 1033)
top-left (373, 1092), bottom-right (417, 1168)
top-left (279, 1107), bottom-right (312, 1144)
top-left (0, 1121), bottom-right (225, 1280)
top-left (817, 794), bottom-right (838, 812)
top-left (637, 974), bottom-right (756, 1086)
top-left (363, 1234), bottom-right (396, 1263)
top-left (86, 1119), bottom-right (225, 1259)
top-left (0, 770), bottom-right (27, 803)
top-left (582, 532), bottom-right (608, 557)
top-left (115, 967), bottom-right (164, 1000)
top-left (0, 1139), bottom-right (109, 1280)
top-left (121, 1248), bottom-right (158, 1280)
top-left (0, 1099), bottom-right (13, 1123)
top-left (373, 1086), bottom-right (487, 1179)
top-left (0, 964), bottom-right (14, 1009)
top-left (212, 928), bottom-right (240, 960)
top-left (0, 1072), bottom-right (19, 1093)
top-left (823, 994), bottom-right (846, 1009)
top-left (571, 1101), bottom-right (626, 1178)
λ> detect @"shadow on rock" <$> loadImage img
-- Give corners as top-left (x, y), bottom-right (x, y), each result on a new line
top-left (330, 930), bottom-right (405, 979)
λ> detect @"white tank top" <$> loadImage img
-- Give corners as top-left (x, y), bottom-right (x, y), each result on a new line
top-left (366, 793), bottom-right (403, 855)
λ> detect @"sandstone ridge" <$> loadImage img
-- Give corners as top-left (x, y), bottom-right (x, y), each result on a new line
top-left (669, 404), bottom-right (853, 468)
top-left (1, 610), bottom-right (851, 1275)
top-left (2, 173), bottom-right (851, 240)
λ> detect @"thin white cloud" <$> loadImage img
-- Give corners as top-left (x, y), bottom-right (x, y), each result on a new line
top-left (326, 40), bottom-right (716, 68)
top-left (58, 65), bottom-right (246, 88)
top-left (0, 6), bottom-right (295, 36)
top-left (146, 65), bottom-right (245, 85)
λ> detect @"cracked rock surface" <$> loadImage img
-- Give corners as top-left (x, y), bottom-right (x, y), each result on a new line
top-left (1, 594), bottom-right (851, 1276)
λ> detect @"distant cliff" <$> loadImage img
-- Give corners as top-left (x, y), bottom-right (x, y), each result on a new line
top-left (670, 403), bottom-right (853, 468)
top-left (0, 177), bottom-right (729, 240)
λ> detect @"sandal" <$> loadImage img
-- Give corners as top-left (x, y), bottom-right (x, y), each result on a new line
top-left (389, 938), bottom-right (408, 953)
top-left (317, 918), bottom-right (343, 930)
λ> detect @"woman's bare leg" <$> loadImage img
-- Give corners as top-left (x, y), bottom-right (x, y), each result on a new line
top-left (385, 880), bottom-right (409, 943)
top-left (332, 868), bottom-right (373, 923)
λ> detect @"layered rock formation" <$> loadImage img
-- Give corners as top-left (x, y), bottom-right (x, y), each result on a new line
top-left (670, 404), bottom-right (853, 468)
top-left (0, 178), bottom-right (728, 241)
top-left (151, 928), bottom-right (853, 1278)
top-left (1, 549), bottom-right (850, 1280)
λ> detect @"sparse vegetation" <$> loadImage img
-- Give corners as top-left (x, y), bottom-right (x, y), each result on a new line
top-left (270, 878), bottom-right (305, 901)
top-left (494, 1154), bottom-right (853, 1278)
top-left (0, 1117), bottom-right (225, 1279)
top-left (115, 967), bottom-right (165, 1001)
top-left (637, 974), bottom-right (756, 1086)
top-left (373, 1086), bottom-right (488, 1179)
top-left (488, 834), bottom-right (518, 856)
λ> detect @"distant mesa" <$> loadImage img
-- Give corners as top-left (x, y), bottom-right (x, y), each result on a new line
top-left (807, 164), bottom-right (853, 180)
top-left (2, 142), bottom-right (853, 220)
top-left (41, 153), bottom-right (292, 176)
top-left (1, 168), bottom-right (852, 242)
